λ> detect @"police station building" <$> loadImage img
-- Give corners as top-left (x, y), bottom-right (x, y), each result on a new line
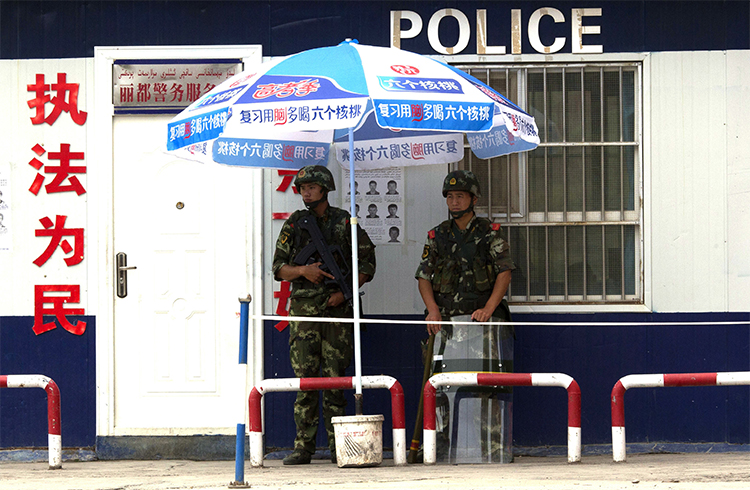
top-left (1, 1), bottom-right (749, 460)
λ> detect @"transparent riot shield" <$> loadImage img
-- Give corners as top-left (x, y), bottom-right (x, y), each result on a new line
top-left (432, 315), bottom-right (514, 464)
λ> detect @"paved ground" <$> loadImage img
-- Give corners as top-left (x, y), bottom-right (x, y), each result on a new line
top-left (2, 452), bottom-right (750, 490)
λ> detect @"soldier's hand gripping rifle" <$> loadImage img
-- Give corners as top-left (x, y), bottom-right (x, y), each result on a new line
top-left (293, 214), bottom-right (355, 306)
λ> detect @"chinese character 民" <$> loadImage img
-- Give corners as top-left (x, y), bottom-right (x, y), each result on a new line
top-left (33, 284), bottom-right (86, 335)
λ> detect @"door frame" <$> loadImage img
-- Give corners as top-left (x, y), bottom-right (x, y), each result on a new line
top-left (92, 45), bottom-right (263, 437)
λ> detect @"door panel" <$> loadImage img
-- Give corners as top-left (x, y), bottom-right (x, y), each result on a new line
top-left (112, 115), bottom-right (249, 433)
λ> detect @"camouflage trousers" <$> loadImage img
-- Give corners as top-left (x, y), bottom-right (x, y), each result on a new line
top-left (288, 298), bottom-right (353, 454)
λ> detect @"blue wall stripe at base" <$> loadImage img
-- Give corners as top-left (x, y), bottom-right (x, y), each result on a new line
top-left (0, 448), bottom-right (97, 463)
top-left (95, 435), bottom-right (249, 461)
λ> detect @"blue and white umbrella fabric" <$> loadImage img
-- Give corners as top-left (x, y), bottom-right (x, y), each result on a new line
top-left (166, 40), bottom-right (539, 170)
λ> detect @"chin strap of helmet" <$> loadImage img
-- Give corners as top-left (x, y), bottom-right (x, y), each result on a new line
top-left (450, 204), bottom-right (474, 219)
top-left (449, 196), bottom-right (475, 219)
top-left (303, 191), bottom-right (328, 211)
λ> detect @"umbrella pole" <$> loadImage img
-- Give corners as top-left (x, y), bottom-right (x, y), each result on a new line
top-left (348, 126), bottom-right (364, 415)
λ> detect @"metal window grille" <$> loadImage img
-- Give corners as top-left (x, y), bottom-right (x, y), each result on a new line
top-left (455, 64), bottom-right (641, 304)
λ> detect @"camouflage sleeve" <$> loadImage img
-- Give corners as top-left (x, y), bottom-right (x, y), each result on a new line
top-left (271, 219), bottom-right (295, 280)
top-left (488, 230), bottom-right (516, 275)
top-left (414, 231), bottom-right (437, 281)
top-left (356, 224), bottom-right (377, 278)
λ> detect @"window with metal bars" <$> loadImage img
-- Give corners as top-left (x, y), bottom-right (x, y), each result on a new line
top-left (455, 63), bottom-right (641, 304)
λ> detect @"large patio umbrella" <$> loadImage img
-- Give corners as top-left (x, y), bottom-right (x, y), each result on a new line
top-left (166, 39), bottom-right (539, 401)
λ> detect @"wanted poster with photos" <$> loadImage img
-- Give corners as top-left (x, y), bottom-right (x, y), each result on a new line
top-left (343, 167), bottom-right (403, 245)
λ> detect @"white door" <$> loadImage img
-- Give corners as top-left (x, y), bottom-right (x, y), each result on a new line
top-left (112, 114), bottom-right (254, 434)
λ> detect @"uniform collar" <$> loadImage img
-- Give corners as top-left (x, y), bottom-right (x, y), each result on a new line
top-left (451, 213), bottom-right (478, 232)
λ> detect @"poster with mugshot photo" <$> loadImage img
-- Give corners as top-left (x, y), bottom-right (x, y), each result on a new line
top-left (343, 167), bottom-right (403, 245)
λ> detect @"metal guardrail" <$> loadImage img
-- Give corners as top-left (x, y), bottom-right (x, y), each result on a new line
top-left (0, 374), bottom-right (62, 469)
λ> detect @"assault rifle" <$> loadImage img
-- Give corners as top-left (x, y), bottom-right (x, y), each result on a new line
top-left (293, 214), bottom-right (355, 306)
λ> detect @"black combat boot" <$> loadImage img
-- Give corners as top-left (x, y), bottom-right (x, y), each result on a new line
top-left (283, 449), bottom-right (312, 465)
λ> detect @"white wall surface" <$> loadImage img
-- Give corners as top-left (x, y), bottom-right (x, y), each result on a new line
top-left (0, 59), bottom-right (94, 315)
top-left (644, 52), bottom-right (732, 312)
top-left (726, 51), bottom-right (750, 311)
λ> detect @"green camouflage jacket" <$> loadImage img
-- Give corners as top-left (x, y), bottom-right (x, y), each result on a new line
top-left (415, 215), bottom-right (515, 313)
top-left (273, 206), bottom-right (376, 304)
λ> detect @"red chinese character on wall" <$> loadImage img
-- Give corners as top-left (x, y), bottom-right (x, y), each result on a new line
top-left (34, 215), bottom-right (84, 267)
top-left (186, 83), bottom-right (202, 101)
top-left (153, 82), bottom-right (168, 102)
top-left (273, 281), bottom-right (292, 332)
top-left (120, 85), bottom-right (134, 103)
top-left (137, 83), bottom-right (152, 103)
top-left (33, 285), bottom-right (86, 335)
top-left (276, 169), bottom-right (299, 193)
top-left (28, 143), bottom-right (87, 196)
top-left (170, 83), bottom-right (185, 102)
top-left (27, 73), bottom-right (88, 126)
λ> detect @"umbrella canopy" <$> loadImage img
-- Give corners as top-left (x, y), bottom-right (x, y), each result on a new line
top-left (165, 40), bottom-right (539, 399)
top-left (167, 40), bottom-right (539, 169)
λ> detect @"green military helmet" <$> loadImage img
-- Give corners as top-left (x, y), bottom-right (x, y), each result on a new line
top-left (294, 165), bottom-right (336, 192)
top-left (442, 170), bottom-right (481, 198)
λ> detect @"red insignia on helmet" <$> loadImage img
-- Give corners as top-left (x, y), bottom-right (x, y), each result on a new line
top-left (428, 230), bottom-right (436, 239)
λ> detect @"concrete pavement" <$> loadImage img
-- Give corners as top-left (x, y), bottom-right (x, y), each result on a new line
top-left (2, 452), bottom-right (750, 490)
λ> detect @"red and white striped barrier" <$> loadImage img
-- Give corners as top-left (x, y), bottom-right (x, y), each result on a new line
top-left (424, 372), bottom-right (581, 464)
top-left (0, 374), bottom-right (62, 469)
top-left (248, 375), bottom-right (406, 467)
top-left (611, 371), bottom-right (750, 462)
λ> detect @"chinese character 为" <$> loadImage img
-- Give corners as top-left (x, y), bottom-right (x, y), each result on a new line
top-left (273, 281), bottom-right (292, 331)
top-left (28, 143), bottom-right (87, 196)
top-left (275, 169), bottom-right (299, 193)
top-left (27, 73), bottom-right (88, 126)
top-left (33, 285), bottom-right (86, 335)
top-left (34, 215), bottom-right (84, 267)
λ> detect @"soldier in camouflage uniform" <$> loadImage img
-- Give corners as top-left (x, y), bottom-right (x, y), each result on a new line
top-left (415, 170), bottom-right (515, 328)
top-left (273, 165), bottom-right (376, 465)
top-left (415, 170), bottom-right (515, 463)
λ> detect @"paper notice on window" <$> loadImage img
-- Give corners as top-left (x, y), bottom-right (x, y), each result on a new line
top-left (343, 167), bottom-right (403, 245)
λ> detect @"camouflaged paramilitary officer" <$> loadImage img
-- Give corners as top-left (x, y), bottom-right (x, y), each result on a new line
top-left (272, 165), bottom-right (376, 466)
top-left (416, 170), bottom-right (516, 327)
top-left (416, 169), bottom-right (516, 463)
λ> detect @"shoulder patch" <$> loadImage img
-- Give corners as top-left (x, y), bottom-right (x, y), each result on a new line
top-left (280, 231), bottom-right (291, 244)
top-left (421, 244), bottom-right (430, 259)
top-left (428, 229), bottom-right (436, 239)
top-left (491, 223), bottom-right (501, 231)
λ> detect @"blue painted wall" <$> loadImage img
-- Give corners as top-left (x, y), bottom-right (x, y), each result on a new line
top-left (0, 316), bottom-right (96, 449)
top-left (264, 312), bottom-right (750, 451)
top-left (1, 1), bottom-right (748, 59)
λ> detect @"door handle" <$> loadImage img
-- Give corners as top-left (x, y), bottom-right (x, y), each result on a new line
top-left (116, 252), bottom-right (137, 298)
